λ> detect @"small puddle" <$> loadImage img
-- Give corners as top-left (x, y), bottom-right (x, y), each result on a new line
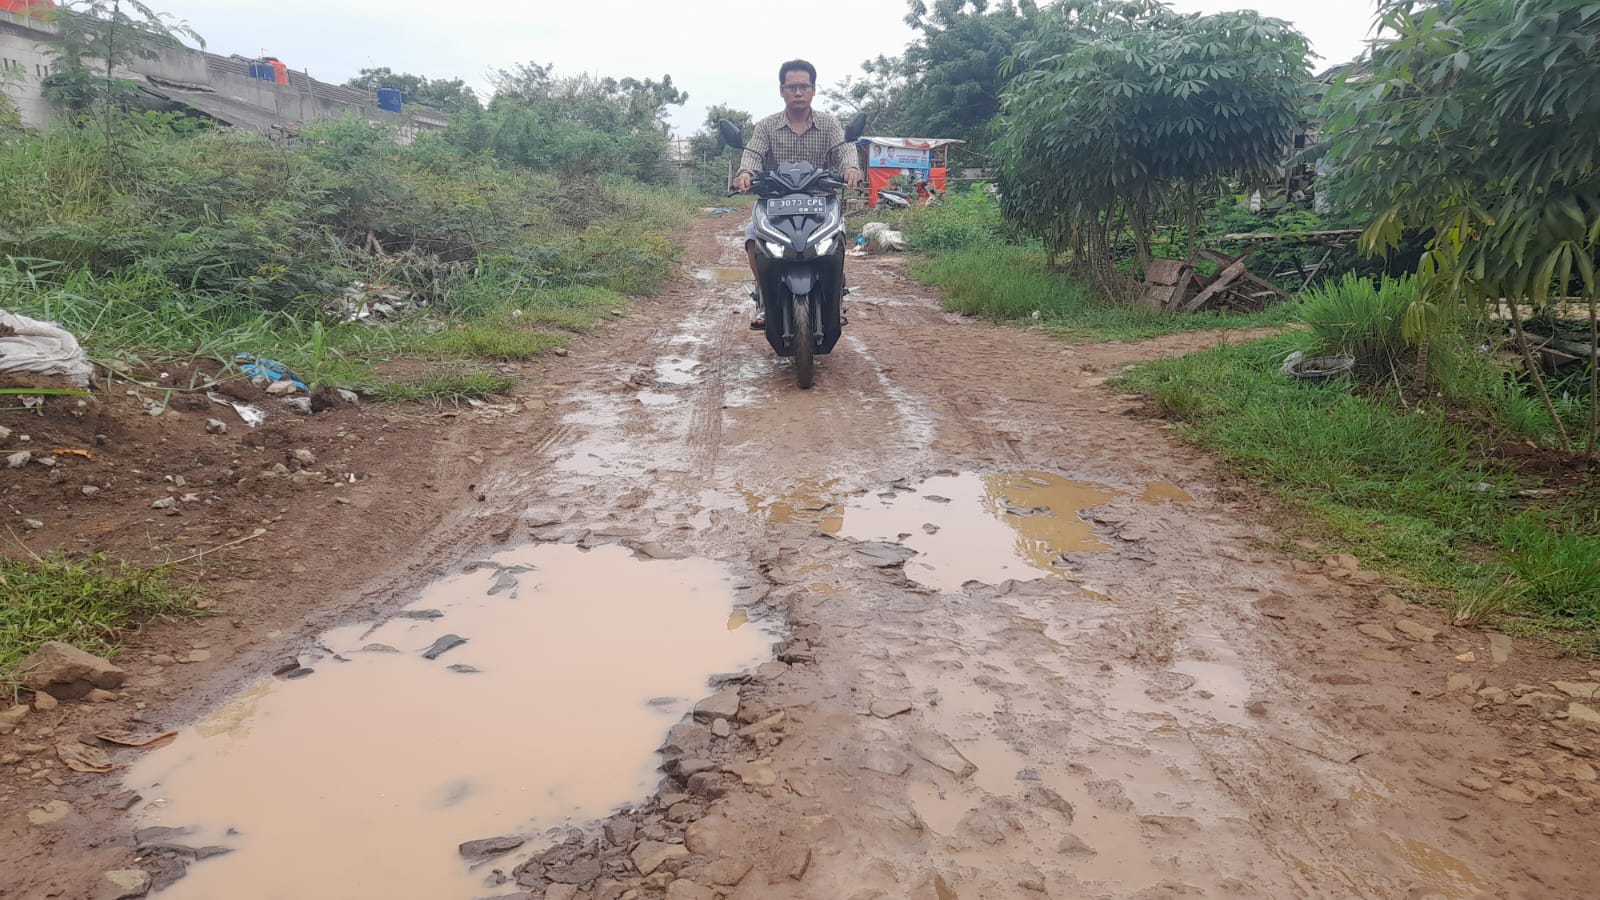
top-left (743, 481), bottom-right (844, 534)
top-left (695, 267), bottom-right (749, 283)
top-left (125, 543), bottom-right (771, 899)
top-left (837, 472), bottom-right (1120, 592)
top-left (1140, 480), bottom-right (1194, 504)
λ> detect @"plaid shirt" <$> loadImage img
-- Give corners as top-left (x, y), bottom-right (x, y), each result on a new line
top-left (738, 111), bottom-right (859, 177)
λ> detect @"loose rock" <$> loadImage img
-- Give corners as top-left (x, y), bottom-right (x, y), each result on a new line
top-left (1552, 682), bottom-right (1600, 701)
top-left (710, 718), bottom-right (731, 738)
top-left (459, 835), bottom-right (525, 860)
top-left (1569, 702), bottom-right (1600, 733)
top-left (1394, 619), bottom-right (1439, 642)
top-left (702, 858), bottom-right (754, 886)
top-left (694, 688), bottom-right (741, 722)
top-left (27, 799), bottom-right (73, 827)
top-left (666, 880), bottom-right (716, 900)
top-left (1357, 624), bottom-right (1397, 643)
top-left (630, 841), bottom-right (689, 876)
top-left (421, 634), bottom-right (467, 660)
top-left (547, 859), bottom-right (603, 884)
top-left (96, 870), bottom-right (151, 900)
top-left (33, 692), bottom-right (58, 712)
top-left (205, 419), bottom-right (227, 435)
top-left (1488, 633), bottom-right (1513, 664)
top-left (870, 698), bottom-right (914, 718)
top-left (1448, 674), bottom-right (1485, 693)
top-left (19, 641), bottom-right (125, 700)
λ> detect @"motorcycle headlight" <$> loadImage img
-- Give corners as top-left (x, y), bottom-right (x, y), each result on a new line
top-left (765, 240), bottom-right (786, 258)
top-left (815, 236), bottom-right (836, 256)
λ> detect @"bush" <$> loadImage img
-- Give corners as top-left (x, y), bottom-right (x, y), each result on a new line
top-left (903, 186), bottom-right (1006, 252)
top-left (1499, 513), bottom-right (1600, 621)
top-left (1296, 274), bottom-right (1418, 376)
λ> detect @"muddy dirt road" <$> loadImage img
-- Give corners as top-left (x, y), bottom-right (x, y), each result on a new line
top-left (6, 214), bottom-right (1600, 899)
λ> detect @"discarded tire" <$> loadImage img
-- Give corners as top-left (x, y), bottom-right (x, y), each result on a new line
top-left (1281, 351), bottom-right (1356, 382)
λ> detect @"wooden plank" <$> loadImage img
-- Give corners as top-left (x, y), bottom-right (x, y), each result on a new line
top-left (1143, 258), bottom-right (1187, 286)
top-left (1182, 258), bottom-right (1249, 312)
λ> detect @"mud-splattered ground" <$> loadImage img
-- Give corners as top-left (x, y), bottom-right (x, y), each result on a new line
top-left (4, 215), bottom-right (1599, 900)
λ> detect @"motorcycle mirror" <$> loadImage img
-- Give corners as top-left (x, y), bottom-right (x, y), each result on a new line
top-left (844, 112), bottom-right (868, 143)
top-left (717, 119), bottom-right (745, 151)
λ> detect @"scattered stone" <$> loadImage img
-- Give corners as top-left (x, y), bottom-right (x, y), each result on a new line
top-left (1377, 594), bottom-right (1407, 613)
top-left (19, 641), bottom-right (125, 700)
top-left (912, 873), bottom-right (961, 900)
top-left (768, 847), bottom-right (811, 883)
top-left (265, 380), bottom-right (297, 395)
top-left (86, 688), bottom-right (117, 702)
top-left (1488, 633), bottom-right (1513, 665)
top-left (553, 347), bottom-right (570, 358)
top-left (675, 758), bottom-right (717, 778)
top-left (290, 449), bottom-right (316, 466)
top-left (459, 835), bottom-right (525, 860)
top-left (27, 799), bottom-right (73, 827)
top-left (685, 815), bottom-right (738, 857)
top-left (1394, 619), bottom-right (1439, 643)
top-left (726, 762), bottom-right (777, 787)
top-left (33, 692), bottom-right (58, 712)
top-left (183, 649), bottom-right (212, 663)
top-left (602, 818), bottom-right (638, 849)
top-left (853, 541), bottom-right (917, 568)
top-left (694, 688), bottom-right (741, 722)
top-left (81, 485), bottom-right (99, 496)
top-left (360, 644), bottom-right (399, 654)
top-left (633, 541), bottom-right (688, 560)
top-left (6, 450), bottom-right (31, 468)
top-left (1245, 698), bottom-right (1269, 717)
top-left (861, 748), bottom-right (911, 776)
top-left (630, 841), bottom-right (689, 876)
top-left (1448, 674), bottom-right (1485, 693)
top-left (1441, 807), bottom-right (1469, 821)
top-left (446, 664), bottom-right (479, 674)
top-left (22, 518), bottom-right (43, 529)
top-left (1357, 624), bottom-right (1397, 643)
top-left (1552, 682), bottom-right (1600, 701)
top-left (421, 634), bottom-right (467, 660)
top-left (96, 870), bottom-right (151, 900)
top-left (1, 704), bottom-right (30, 734)
top-left (912, 734), bottom-right (977, 779)
top-left (1058, 833), bottom-right (1096, 855)
top-left (1568, 702), bottom-right (1600, 733)
top-left (686, 771), bottom-right (738, 799)
top-left (666, 880), bottom-right (716, 900)
top-left (547, 859), bottom-right (603, 885)
top-left (1516, 692), bottom-right (1568, 714)
top-left (710, 719), bottom-right (731, 738)
top-left (781, 815), bottom-right (841, 845)
top-left (1478, 687), bottom-right (1510, 704)
top-left (544, 886), bottom-right (578, 900)
top-left (870, 698), bottom-right (913, 718)
top-left (151, 497), bottom-right (177, 510)
top-left (702, 858), bottom-right (753, 886)
top-left (205, 418), bottom-right (227, 435)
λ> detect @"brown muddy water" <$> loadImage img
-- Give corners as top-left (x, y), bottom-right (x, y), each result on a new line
top-left (835, 472), bottom-right (1120, 592)
top-left (124, 543), bottom-right (771, 899)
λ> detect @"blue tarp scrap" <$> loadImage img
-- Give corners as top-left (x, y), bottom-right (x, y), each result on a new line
top-left (235, 353), bottom-right (308, 391)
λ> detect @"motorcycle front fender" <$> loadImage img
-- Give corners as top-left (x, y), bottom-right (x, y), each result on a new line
top-left (782, 266), bottom-right (817, 298)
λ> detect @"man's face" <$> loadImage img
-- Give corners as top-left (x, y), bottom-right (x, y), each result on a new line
top-left (780, 70), bottom-right (815, 115)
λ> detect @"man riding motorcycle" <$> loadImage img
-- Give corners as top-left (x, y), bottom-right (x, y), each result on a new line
top-left (734, 59), bottom-right (862, 327)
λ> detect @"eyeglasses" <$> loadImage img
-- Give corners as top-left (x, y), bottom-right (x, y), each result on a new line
top-left (782, 83), bottom-right (815, 94)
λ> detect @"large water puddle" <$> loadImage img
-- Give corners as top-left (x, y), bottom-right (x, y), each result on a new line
top-left (836, 471), bottom-right (1120, 592)
top-left (125, 543), bottom-right (771, 899)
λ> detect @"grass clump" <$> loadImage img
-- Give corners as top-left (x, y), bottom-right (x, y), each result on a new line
top-left (1117, 334), bottom-right (1599, 642)
top-left (366, 370), bottom-right (516, 405)
top-left (0, 555), bottom-right (195, 682)
top-left (913, 245), bottom-right (1294, 342)
top-left (414, 319), bottom-right (568, 360)
top-left (1296, 274), bottom-right (1418, 374)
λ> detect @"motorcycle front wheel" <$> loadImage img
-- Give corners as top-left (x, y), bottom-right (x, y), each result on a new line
top-left (792, 292), bottom-right (814, 389)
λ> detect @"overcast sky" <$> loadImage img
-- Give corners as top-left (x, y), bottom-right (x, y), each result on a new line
top-left (152, 0), bottom-right (1380, 135)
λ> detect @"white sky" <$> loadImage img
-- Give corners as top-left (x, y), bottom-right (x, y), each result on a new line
top-left (152, 0), bottom-right (1380, 135)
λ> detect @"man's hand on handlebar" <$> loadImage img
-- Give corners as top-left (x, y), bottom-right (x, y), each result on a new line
top-left (844, 168), bottom-right (862, 190)
top-left (732, 171), bottom-right (753, 193)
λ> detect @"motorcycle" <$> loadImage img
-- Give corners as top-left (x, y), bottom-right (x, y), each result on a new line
top-left (720, 112), bottom-right (867, 389)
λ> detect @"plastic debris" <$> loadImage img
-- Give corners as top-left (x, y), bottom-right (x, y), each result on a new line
top-left (234, 354), bottom-right (307, 391)
top-left (207, 392), bottom-right (266, 427)
top-left (0, 310), bottom-right (94, 388)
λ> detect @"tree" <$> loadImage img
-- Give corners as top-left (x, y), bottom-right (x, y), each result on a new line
top-left (450, 64), bottom-right (687, 182)
top-left (829, 0), bottom-right (1040, 153)
top-left (344, 68), bottom-right (480, 114)
top-left (686, 104), bottom-right (753, 194)
top-left (40, 1), bottom-right (201, 119)
top-left (1325, 0), bottom-right (1600, 453)
top-left (995, 0), bottom-right (1309, 289)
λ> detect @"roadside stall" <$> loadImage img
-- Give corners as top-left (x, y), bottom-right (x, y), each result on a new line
top-left (857, 137), bottom-right (964, 207)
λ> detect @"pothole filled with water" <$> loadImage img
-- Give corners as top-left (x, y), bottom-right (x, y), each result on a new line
top-left (125, 543), bottom-right (771, 899)
top-left (834, 471), bottom-right (1120, 592)
top-left (694, 267), bottom-right (749, 283)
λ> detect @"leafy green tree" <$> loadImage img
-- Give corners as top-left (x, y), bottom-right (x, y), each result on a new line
top-left (343, 68), bottom-right (481, 114)
top-left (451, 64), bottom-right (687, 182)
top-left (686, 104), bottom-right (753, 195)
top-left (995, 0), bottom-right (1309, 287)
top-left (1325, 0), bottom-right (1600, 453)
top-left (830, 0), bottom-right (1039, 151)
top-left (39, 1), bottom-right (201, 119)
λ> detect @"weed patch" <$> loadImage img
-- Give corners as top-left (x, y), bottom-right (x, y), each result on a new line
top-left (366, 370), bottom-right (516, 405)
top-left (0, 555), bottom-right (195, 683)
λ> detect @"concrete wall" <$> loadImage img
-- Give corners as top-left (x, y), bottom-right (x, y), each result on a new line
top-left (0, 10), bottom-right (447, 138)
top-left (0, 11), bottom-right (60, 128)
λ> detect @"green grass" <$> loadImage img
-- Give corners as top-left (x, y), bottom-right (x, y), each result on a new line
top-left (0, 555), bottom-right (196, 684)
top-left (365, 370), bottom-right (517, 405)
top-left (412, 320), bottom-right (568, 360)
top-left (1116, 333), bottom-right (1600, 644)
top-left (911, 246), bottom-right (1295, 342)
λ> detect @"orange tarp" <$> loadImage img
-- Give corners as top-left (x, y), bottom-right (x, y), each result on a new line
top-left (1, 0), bottom-right (55, 16)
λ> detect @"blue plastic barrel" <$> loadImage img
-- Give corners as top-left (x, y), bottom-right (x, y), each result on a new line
top-left (376, 88), bottom-right (403, 112)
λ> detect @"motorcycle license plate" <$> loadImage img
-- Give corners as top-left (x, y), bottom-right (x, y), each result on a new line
top-left (767, 197), bottom-right (827, 216)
